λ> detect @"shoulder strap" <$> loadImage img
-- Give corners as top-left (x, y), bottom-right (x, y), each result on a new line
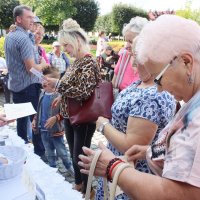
top-left (114, 50), bottom-right (128, 88)
top-left (49, 52), bottom-right (53, 65)
top-left (85, 150), bottom-right (133, 200)
top-left (38, 46), bottom-right (42, 56)
top-left (117, 54), bottom-right (130, 88)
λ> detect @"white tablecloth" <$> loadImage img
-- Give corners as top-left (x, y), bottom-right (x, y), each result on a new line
top-left (0, 126), bottom-right (82, 200)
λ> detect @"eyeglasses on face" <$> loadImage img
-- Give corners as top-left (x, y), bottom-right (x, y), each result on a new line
top-left (154, 56), bottom-right (177, 86)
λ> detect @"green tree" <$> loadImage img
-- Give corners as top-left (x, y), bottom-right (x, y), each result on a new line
top-left (94, 14), bottom-right (112, 34)
top-left (0, 0), bottom-right (20, 31)
top-left (176, 1), bottom-right (200, 24)
top-left (112, 3), bottom-right (147, 34)
top-left (20, 0), bottom-right (75, 28)
top-left (72, 0), bottom-right (99, 32)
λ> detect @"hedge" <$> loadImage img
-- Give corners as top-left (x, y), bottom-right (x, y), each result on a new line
top-left (0, 37), bottom-right (124, 58)
top-left (0, 37), bottom-right (5, 57)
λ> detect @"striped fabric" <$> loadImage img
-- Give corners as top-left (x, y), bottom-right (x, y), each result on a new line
top-left (4, 26), bottom-right (40, 92)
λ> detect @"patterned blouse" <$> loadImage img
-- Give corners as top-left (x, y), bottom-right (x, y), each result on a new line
top-left (57, 54), bottom-right (101, 118)
top-left (96, 80), bottom-right (176, 200)
top-left (147, 90), bottom-right (200, 188)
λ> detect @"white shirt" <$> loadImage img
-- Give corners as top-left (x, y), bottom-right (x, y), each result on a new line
top-left (0, 57), bottom-right (7, 70)
top-left (51, 54), bottom-right (66, 73)
top-left (96, 37), bottom-right (107, 57)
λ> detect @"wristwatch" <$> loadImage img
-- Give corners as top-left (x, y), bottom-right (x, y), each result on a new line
top-left (98, 121), bottom-right (110, 134)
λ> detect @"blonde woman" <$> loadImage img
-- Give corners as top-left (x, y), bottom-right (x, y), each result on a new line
top-left (45, 18), bottom-right (101, 197)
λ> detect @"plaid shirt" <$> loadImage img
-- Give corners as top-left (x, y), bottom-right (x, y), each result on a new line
top-left (4, 26), bottom-right (40, 92)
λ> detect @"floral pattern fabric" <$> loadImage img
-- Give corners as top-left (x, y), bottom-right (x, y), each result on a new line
top-left (96, 80), bottom-right (176, 200)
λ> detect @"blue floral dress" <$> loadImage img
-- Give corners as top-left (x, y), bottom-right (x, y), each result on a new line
top-left (95, 80), bottom-right (176, 200)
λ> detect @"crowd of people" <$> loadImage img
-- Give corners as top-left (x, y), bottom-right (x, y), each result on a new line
top-left (1, 3), bottom-right (200, 200)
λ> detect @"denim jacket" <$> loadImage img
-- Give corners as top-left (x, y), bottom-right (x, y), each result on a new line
top-left (35, 91), bottom-right (64, 137)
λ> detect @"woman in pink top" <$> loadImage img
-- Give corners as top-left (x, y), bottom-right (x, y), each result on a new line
top-left (34, 25), bottom-right (49, 64)
top-left (114, 43), bottom-right (139, 91)
top-left (112, 17), bottom-right (148, 91)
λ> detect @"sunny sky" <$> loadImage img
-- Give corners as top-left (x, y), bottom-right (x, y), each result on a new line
top-left (97, 0), bottom-right (200, 15)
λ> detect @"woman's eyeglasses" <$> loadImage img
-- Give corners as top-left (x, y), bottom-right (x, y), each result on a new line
top-left (154, 56), bottom-right (177, 86)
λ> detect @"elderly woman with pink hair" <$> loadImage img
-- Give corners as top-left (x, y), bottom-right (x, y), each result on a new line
top-left (79, 15), bottom-right (200, 200)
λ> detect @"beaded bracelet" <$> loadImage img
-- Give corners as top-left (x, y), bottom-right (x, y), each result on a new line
top-left (108, 160), bottom-right (125, 182)
top-left (106, 158), bottom-right (124, 182)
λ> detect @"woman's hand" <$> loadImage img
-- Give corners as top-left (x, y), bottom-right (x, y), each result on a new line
top-left (52, 96), bottom-right (61, 108)
top-left (125, 145), bottom-right (149, 162)
top-left (0, 114), bottom-right (15, 127)
top-left (45, 116), bottom-right (57, 129)
top-left (96, 116), bottom-right (109, 131)
top-left (0, 120), bottom-right (8, 127)
top-left (1, 69), bottom-right (8, 75)
top-left (42, 76), bottom-right (59, 89)
top-left (32, 119), bottom-right (36, 131)
top-left (78, 142), bottom-right (115, 177)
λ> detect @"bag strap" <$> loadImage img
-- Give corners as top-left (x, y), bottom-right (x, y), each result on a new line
top-left (85, 150), bottom-right (102, 200)
top-left (49, 52), bottom-right (53, 65)
top-left (85, 53), bottom-right (100, 87)
top-left (117, 54), bottom-right (130, 88)
top-left (114, 51), bottom-right (127, 88)
top-left (109, 163), bottom-right (132, 199)
top-left (85, 150), bottom-right (133, 200)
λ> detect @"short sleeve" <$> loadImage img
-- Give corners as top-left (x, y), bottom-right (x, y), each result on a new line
top-left (162, 109), bottom-right (200, 188)
top-left (20, 37), bottom-right (34, 60)
top-left (129, 88), bottom-right (176, 126)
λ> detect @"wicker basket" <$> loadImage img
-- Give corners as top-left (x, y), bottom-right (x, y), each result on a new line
top-left (0, 146), bottom-right (27, 180)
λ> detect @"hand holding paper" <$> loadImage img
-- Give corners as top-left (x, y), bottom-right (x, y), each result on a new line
top-left (0, 114), bottom-right (15, 127)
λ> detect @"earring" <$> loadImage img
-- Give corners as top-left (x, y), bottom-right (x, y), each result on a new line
top-left (187, 75), bottom-right (193, 85)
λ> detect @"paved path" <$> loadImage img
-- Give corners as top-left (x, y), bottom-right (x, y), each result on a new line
top-left (0, 89), bottom-right (107, 191)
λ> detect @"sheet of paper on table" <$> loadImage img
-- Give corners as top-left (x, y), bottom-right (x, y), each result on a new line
top-left (4, 103), bottom-right (36, 120)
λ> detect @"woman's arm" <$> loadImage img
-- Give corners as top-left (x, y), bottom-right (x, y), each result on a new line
top-left (112, 74), bottom-right (117, 87)
top-left (0, 114), bottom-right (14, 127)
top-left (117, 167), bottom-right (200, 200)
top-left (97, 116), bottom-right (157, 153)
top-left (79, 143), bottom-right (200, 200)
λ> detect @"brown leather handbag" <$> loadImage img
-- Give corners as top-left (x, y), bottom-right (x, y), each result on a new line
top-left (67, 81), bottom-right (114, 125)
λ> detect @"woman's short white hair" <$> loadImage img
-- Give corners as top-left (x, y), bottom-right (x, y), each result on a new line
top-left (58, 18), bottom-right (90, 56)
top-left (136, 15), bottom-right (200, 65)
top-left (122, 16), bottom-right (148, 36)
